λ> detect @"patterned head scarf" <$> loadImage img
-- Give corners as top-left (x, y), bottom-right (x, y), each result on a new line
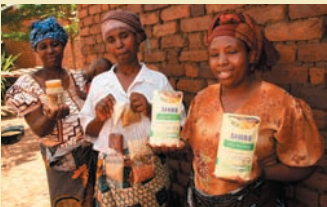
top-left (30, 17), bottom-right (68, 50)
top-left (101, 10), bottom-right (147, 44)
top-left (208, 12), bottom-right (279, 71)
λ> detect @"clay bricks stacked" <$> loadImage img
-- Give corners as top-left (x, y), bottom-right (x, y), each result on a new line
top-left (78, 4), bottom-right (327, 207)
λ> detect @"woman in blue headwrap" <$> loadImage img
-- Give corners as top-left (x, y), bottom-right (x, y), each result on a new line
top-left (6, 17), bottom-right (96, 207)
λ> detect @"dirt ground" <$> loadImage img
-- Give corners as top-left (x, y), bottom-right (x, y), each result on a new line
top-left (1, 116), bottom-right (51, 207)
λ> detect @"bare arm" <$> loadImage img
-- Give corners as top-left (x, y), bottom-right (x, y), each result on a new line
top-left (24, 103), bottom-right (69, 137)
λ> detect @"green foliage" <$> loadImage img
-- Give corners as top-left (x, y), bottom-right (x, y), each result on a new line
top-left (1, 52), bottom-right (21, 104)
top-left (1, 4), bottom-right (79, 41)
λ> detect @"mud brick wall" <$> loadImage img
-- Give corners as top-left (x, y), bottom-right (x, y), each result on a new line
top-left (77, 4), bottom-right (327, 207)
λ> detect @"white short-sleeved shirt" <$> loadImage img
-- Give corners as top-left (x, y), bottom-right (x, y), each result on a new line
top-left (79, 63), bottom-right (186, 153)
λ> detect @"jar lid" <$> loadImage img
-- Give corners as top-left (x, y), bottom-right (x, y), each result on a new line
top-left (45, 79), bottom-right (63, 89)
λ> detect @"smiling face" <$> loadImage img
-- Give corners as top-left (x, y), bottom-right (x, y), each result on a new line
top-left (103, 27), bottom-right (139, 65)
top-left (209, 36), bottom-right (251, 89)
top-left (36, 38), bottom-right (64, 69)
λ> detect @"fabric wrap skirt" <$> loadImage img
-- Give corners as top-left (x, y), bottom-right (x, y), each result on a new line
top-left (40, 142), bottom-right (98, 207)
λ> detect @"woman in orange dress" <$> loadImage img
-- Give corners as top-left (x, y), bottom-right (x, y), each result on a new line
top-left (152, 12), bottom-right (324, 207)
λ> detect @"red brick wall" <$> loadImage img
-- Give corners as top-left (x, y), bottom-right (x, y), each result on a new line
top-left (77, 4), bottom-right (327, 207)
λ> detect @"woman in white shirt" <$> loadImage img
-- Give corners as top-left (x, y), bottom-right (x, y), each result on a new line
top-left (79, 10), bottom-right (185, 207)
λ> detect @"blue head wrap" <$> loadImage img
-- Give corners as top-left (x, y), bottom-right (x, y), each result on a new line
top-left (30, 17), bottom-right (68, 50)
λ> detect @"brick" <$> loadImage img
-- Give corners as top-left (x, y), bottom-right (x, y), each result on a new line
top-left (244, 5), bottom-right (286, 25)
top-left (93, 14), bottom-right (100, 24)
top-left (79, 27), bottom-right (90, 37)
top-left (94, 44), bottom-right (105, 54)
top-left (161, 35), bottom-right (187, 48)
top-left (180, 160), bottom-right (192, 174)
top-left (171, 183), bottom-right (185, 196)
top-left (169, 77), bottom-right (177, 89)
top-left (310, 67), bottom-right (325, 85)
top-left (144, 4), bottom-right (168, 11)
top-left (144, 26), bottom-right (152, 38)
top-left (180, 50), bottom-right (208, 62)
top-left (89, 4), bottom-right (101, 15)
top-left (177, 79), bottom-right (206, 93)
top-left (84, 36), bottom-right (96, 45)
top-left (83, 16), bottom-right (94, 26)
top-left (181, 15), bottom-right (212, 32)
top-left (296, 186), bottom-right (319, 207)
top-left (261, 65), bottom-right (308, 84)
top-left (266, 18), bottom-right (324, 41)
top-left (206, 4), bottom-right (245, 13)
top-left (285, 184), bottom-right (295, 200)
top-left (199, 63), bottom-right (215, 78)
top-left (188, 32), bottom-right (204, 49)
top-left (153, 22), bottom-right (177, 37)
top-left (298, 43), bottom-right (327, 62)
top-left (287, 200), bottom-right (308, 207)
top-left (191, 4), bottom-right (205, 17)
top-left (176, 172), bottom-right (190, 187)
top-left (289, 5), bottom-right (327, 19)
top-left (101, 4), bottom-right (109, 12)
top-left (303, 172), bottom-right (327, 192)
top-left (167, 49), bottom-right (181, 64)
top-left (140, 38), bottom-right (159, 52)
top-left (140, 12), bottom-right (159, 25)
top-left (79, 20), bottom-right (84, 29)
top-left (160, 63), bottom-right (184, 77)
top-left (300, 88), bottom-right (327, 110)
top-left (80, 4), bottom-right (89, 9)
top-left (81, 45), bottom-right (90, 56)
top-left (95, 34), bottom-right (103, 43)
top-left (90, 24), bottom-right (101, 34)
top-left (317, 154), bottom-right (327, 169)
top-left (161, 5), bottom-right (190, 22)
top-left (78, 8), bottom-right (88, 19)
top-left (320, 194), bottom-right (327, 207)
top-left (144, 51), bottom-right (166, 62)
top-left (127, 4), bottom-right (142, 13)
top-left (184, 93), bottom-right (195, 110)
top-left (312, 109), bottom-right (326, 129)
top-left (166, 158), bottom-right (180, 170)
top-left (185, 63), bottom-right (199, 77)
top-left (275, 44), bottom-right (296, 64)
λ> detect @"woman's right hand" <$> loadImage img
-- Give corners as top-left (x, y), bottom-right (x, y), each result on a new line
top-left (95, 94), bottom-right (116, 122)
top-left (45, 103), bottom-right (70, 121)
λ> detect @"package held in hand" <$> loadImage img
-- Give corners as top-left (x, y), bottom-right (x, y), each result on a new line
top-left (149, 90), bottom-right (183, 146)
top-left (214, 113), bottom-right (260, 181)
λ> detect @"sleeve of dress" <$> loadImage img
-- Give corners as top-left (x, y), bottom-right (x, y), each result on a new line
top-left (274, 96), bottom-right (324, 167)
top-left (5, 74), bottom-right (42, 117)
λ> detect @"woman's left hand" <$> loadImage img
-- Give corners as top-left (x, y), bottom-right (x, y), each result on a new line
top-left (130, 92), bottom-right (150, 114)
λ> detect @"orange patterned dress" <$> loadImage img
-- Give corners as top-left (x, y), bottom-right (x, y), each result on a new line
top-left (182, 81), bottom-right (324, 206)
